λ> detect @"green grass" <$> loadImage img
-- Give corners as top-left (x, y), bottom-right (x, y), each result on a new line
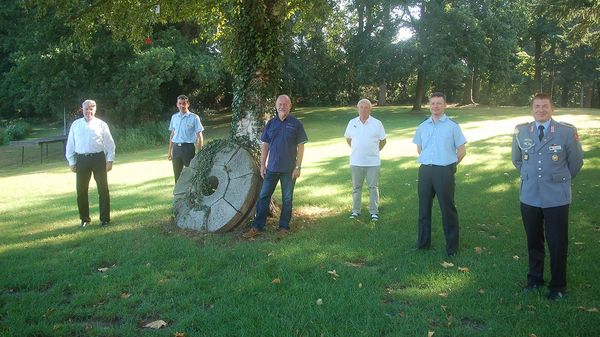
top-left (1, 105), bottom-right (599, 336)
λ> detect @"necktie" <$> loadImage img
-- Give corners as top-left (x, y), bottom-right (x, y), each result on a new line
top-left (538, 125), bottom-right (544, 141)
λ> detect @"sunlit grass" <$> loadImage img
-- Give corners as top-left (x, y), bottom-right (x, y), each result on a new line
top-left (1, 106), bottom-right (600, 336)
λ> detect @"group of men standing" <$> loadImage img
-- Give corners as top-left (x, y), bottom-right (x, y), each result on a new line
top-left (65, 91), bottom-right (583, 300)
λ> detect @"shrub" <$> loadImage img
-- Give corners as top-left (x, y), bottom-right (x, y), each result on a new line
top-left (0, 127), bottom-right (8, 145)
top-left (112, 121), bottom-right (170, 152)
top-left (5, 120), bottom-right (32, 141)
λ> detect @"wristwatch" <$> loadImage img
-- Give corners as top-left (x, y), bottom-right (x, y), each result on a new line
top-left (295, 166), bottom-right (301, 170)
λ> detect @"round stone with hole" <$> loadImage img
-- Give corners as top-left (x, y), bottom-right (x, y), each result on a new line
top-left (173, 144), bottom-right (260, 232)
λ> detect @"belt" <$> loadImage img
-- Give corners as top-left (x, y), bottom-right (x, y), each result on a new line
top-left (76, 152), bottom-right (103, 156)
top-left (421, 163), bottom-right (455, 168)
top-left (174, 143), bottom-right (194, 147)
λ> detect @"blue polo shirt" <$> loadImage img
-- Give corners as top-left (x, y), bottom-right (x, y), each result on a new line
top-left (261, 115), bottom-right (308, 172)
top-left (169, 111), bottom-right (204, 144)
top-left (413, 114), bottom-right (467, 166)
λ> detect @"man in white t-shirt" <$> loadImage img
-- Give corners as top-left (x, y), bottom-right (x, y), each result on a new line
top-left (344, 99), bottom-right (387, 221)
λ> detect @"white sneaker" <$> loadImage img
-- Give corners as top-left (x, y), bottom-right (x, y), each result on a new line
top-left (349, 212), bottom-right (359, 219)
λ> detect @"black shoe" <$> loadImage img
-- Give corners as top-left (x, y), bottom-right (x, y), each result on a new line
top-left (547, 290), bottom-right (565, 300)
top-left (100, 221), bottom-right (110, 227)
top-left (80, 221), bottom-right (90, 228)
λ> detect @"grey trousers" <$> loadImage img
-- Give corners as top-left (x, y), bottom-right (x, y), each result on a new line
top-left (350, 165), bottom-right (380, 215)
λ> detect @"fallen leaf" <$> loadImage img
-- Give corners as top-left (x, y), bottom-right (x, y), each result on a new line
top-left (316, 298), bottom-right (323, 305)
top-left (479, 288), bottom-right (485, 294)
top-left (144, 320), bottom-right (167, 329)
top-left (97, 267), bottom-right (109, 272)
top-left (441, 305), bottom-right (447, 312)
top-left (529, 334), bottom-right (537, 337)
top-left (458, 267), bottom-right (470, 273)
top-left (512, 255), bottom-right (519, 260)
top-left (327, 270), bottom-right (339, 280)
top-left (574, 242), bottom-right (585, 245)
top-left (398, 311), bottom-right (405, 317)
top-left (120, 292), bottom-right (131, 298)
top-left (489, 235), bottom-right (497, 239)
top-left (428, 331), bottom-right (435, 337)
top-left (440, 261), bottom-right (454, 268)
top-left (474, 247), bottom-right (482, 254)
top-left (587, 307), bottom-right (599, 313)
top-left (271, 278), bottom-right (281, 285)
top-left (438, 292), bottom-right (448, 298)
top-left (358, 283), bottom-right (363, 288)
top-left (267, 251), bottom-right (275, 257)
top-left (174, 333), bottom-right (185, 337)
top-left (527, 304), bottom-right (536, 310)
top-left (344, 261), bottom-right (365, 267)
top-left (503, 172), bottom-right (509, 176)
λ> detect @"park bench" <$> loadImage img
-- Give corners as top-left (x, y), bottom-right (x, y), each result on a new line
top-left (10, 135), bottom-right (67, 164)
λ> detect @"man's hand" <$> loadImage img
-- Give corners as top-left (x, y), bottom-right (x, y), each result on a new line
top-left (168, 152), bottom-right (172, 161)
top-left (260, 164), bottom-right (267, 179)
top-left (106, 162), bottom-right (113, 172)
top-left (292, 167), bottom-right (301, 179)
top-left (70, 165), bottom-right (76, 173)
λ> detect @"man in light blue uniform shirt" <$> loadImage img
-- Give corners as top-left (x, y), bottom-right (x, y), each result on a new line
top-left (168, 95), bottom-right (204, 183)
top-left (412, 92), bottom-right (467, 256)
top-left (512, 93), bottom-right (583, 300)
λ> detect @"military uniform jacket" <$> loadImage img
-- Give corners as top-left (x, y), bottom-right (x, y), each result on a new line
top-left (512, 119), bottom-right (583, 208)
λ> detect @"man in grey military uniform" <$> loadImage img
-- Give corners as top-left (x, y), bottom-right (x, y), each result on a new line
top-left (512, 93), bottom-right (583, 300)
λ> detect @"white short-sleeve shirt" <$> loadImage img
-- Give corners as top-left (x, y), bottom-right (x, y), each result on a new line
top-left (344, 115), bottom-right (386, 166)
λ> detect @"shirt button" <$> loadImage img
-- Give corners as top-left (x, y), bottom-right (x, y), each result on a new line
top-left (538, 167), bottom-right (542, 171)
top-left (538, 153), bottom-right (542, 155)
top-left (538, 175), bottom-right (542, 178)
top-left (538, 161), bottom-right (541, 164)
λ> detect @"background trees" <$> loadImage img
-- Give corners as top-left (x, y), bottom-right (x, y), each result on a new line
top-left (0, 0), bottom-right (598, 124)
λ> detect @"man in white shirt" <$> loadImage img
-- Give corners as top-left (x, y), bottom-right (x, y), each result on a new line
top-left (168, 95), bottom-right (204, 183)
top-left (344, 99), bottom-right (386, 221)
top-left (65, 99), bottom-right (116, 227)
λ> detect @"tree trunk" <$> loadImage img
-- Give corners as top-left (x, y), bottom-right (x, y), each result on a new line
top-left (559, 86), bottom-right (569, 107)
top-left (534, 35), bottom-right (543, 93)
top-left (584, 83), bottom-right (593, 108)
top-left (412, 69), bottom-right (425, 112)
top-left (460, 66), bottom-right (475, 105)
top-left (472, 69), bottom-right (481, 102)
top-left (378, 80), bottom-right (387, 106)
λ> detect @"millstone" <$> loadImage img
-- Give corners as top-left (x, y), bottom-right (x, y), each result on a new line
top-left (173, 144), bottom-right (260, 232)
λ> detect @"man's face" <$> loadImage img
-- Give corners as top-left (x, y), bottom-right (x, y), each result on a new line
top-left (531, 98), bottom-right (553, 123)
top-left (276, 97), bottom-right (291, 120)
top-left (83, 102), bottom-right (96, 121)
top-left (429, 96), bottom-right (446, 116)
top-left (358, 103), bottom-right (371, 120)
top-left (177, 99), bottom-right (190, 113)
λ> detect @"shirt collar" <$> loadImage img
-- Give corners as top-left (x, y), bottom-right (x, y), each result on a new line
top-left (535, 119), bottom-right (551, 130)
top-left (428, 114), bottom-right (448, 123)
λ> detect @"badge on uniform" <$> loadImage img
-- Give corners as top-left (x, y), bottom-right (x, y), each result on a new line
top-left (523, 153), bottom-right (529, 161)
top-left (552, 154), bottom-right (559, 162)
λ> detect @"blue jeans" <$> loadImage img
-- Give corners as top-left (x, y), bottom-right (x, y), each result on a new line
top-left (253, 170), bottom-right (295, 230)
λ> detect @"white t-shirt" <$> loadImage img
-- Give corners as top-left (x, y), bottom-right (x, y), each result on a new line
top-left (344, 115), bottom-right (386, 166)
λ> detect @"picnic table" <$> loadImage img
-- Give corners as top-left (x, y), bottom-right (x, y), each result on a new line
top-left (10, 135), bottom-right (67, 164)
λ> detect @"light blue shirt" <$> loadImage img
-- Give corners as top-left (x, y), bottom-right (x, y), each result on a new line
top-left (535, 120), bottom-right (551, 140)
top-left (413, 114), bottom-right (467, 166)
top-left (169, 111), bottom-right (204, 144)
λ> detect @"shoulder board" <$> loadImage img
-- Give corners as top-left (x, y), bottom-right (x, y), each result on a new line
top-left (516, 122), bottom-right (529, 127)
top-left (557, 121), bottom-right (576, 129)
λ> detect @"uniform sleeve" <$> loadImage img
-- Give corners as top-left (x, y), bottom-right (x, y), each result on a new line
top-left (566, 127), bottom-right (583, 178)
top-left (103, 122), bottom-right (116, 162)
top-left (412, 125), bottom-right (421, 145)
top-left (65, 122), bottom-right (77, 166)
top-left (297, 121), bottom-right (308, 144)
top-left (511, 127), bottom-right (522, 171)
top-left (260, 120), bottom-right (271, 143)
top-left (453, 124), bottom-right (467, 147)
top-left (195, 115), bottom-right (205, 133)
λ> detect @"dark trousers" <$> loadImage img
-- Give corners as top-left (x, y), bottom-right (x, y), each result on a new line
top-left (520, 203), bottom-right (569, 292)
top-left (172, 143), bottom-right (196, 183)
top-left (76, 152), bottom-right (110, 222)
top-left (252, 170), bottom-right (295, 230)
top-left (417, 164), bottom-right (459, 255)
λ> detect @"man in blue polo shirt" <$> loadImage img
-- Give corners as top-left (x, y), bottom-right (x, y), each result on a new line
top-left (168, 94), bottom-right (204, 183)
top-left (413, 92), bottom-right (467, 256)
top-left (245, 94), bottom-right (308, 238)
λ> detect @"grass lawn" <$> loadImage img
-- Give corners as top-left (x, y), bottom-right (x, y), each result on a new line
top-left (1, 105), bottom-right (599, 336)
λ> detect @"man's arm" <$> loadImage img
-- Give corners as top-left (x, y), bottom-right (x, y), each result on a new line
top-left (260, 142), bottom-right (269, 178)
top-left (456, 144), bottom-right (466, 164)
top-left (66, 123), bottom-right (77, 172)
top-left (416, 144), bottom-right (422, 155)
top-left (511, 132), bottom-right (522, 171)
top-left (196, 131), bottom-right (204, 151)
top-left (168, 130), bottom-right (175, 161)
top-left (566, 127), bottom-right (583, 178)
top-left (293, 143), bottom-right (305, 179)
top-left (346, 138), bottom-right (352, 147)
